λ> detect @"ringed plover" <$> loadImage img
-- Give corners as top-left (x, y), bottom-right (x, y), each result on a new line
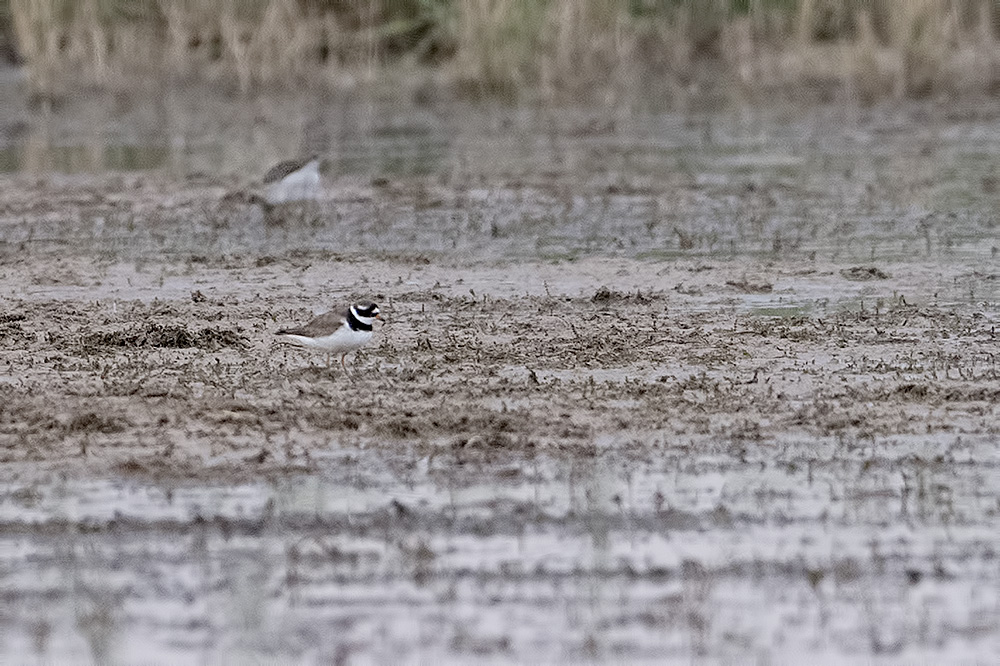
top-left (276, 302), bottom-right (383, 370)
top-left (261, 154), bottom-right (321, 205)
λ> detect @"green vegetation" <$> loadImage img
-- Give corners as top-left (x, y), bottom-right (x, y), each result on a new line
top-left (4, 0), bottom-right (1000, 103)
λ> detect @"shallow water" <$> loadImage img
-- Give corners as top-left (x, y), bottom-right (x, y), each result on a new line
top-left (2, 432), bottom-right (999, 662)
top-left (3, 98), bottom-right (999, 270)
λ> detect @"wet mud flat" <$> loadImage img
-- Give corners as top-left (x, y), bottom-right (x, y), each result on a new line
top-left (2, 103), bottom-right (1000, 662)
top-left (2, 248), bottom-right (1000, 662)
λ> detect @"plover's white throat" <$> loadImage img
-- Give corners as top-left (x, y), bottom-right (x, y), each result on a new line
top-left (261, 155), bottom-right (321, 205)
top-left (276, 302), bottom-right (382, 370)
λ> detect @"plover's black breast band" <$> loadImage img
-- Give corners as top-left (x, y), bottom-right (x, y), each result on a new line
top-left (347, 309), bottom-right (373, 332)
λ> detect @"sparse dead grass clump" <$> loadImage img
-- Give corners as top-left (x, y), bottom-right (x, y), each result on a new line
top-left (726, 278), bottom-right (774, 294)
top-left (0, 313), bottom-right (30, 344)
top-left (840, 266), bottom-right (891, 281)
top-left (743, 316), bottom-right (824, 342)
top-left (892, 383), bottom-right (930, 399)
top-left (591, 286), bottom-right (656, 304)
top-left (302, 408), bottom-right (362, 432)
top-left (370, 407), bottom-right (530, 444)
top-left (67, 411), bottom-right (128, 434)
top-left (80, 322), bottom-right (245, 351)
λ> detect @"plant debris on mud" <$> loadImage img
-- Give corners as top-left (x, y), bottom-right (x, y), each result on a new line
top-left (840, 266), bottom-right (891, 281)
top-left (80, 323), bottom-right (246, 351)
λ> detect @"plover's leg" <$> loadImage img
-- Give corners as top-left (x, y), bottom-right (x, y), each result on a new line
top-left (325, 352), bottom-right (331, 368)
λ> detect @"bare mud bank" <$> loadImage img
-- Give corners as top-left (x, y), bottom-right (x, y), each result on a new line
top-left (2, 99), bottom-right (1000, 661)
top-left (1, 242), bottom-right (999, 661)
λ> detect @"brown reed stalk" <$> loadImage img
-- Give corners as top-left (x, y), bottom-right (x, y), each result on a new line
top-left (6, 0), bottom-right (1000, 104)
top-left (10, 0), bottom-right (63, 99)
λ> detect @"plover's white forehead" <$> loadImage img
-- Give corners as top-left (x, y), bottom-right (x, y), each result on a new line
top-left (352, 303), bottom-right (380, 319)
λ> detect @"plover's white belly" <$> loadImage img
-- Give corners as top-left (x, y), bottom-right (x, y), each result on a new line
top-left (265, 163), bottom-right (320, 204)
top-left (279, 327), bottom-right (372, 354)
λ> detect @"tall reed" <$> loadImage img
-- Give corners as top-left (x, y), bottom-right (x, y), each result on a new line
top-left (6, 0), bottom-right (1000, 103)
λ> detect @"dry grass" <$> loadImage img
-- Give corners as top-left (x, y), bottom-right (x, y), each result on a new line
top-left (7, 0), bottom-right (1000, 103)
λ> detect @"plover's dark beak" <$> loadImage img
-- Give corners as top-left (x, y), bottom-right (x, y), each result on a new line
top-left (375, 314), bottom-right (384, 321)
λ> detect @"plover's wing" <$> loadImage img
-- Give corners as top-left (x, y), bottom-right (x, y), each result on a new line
top-left (276, 309), bottom-right (348, 337)
top-left (262, 156), bottom-right (318, 184)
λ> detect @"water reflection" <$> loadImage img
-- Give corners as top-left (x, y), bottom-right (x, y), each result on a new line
top-left (0, 100), bottom-right (452, 177)
top-left (0, 143), bottom-right (170, 173)
top-left (0, 135), bottom-right (452, 177)
top-left (0, 436), bottom-right (993, 662)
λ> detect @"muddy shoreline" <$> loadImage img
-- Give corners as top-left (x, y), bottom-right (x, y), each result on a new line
top-left (1, 246), bottom-right (998, 660)
top-left (3, 100), bottom-right (1000, 661)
